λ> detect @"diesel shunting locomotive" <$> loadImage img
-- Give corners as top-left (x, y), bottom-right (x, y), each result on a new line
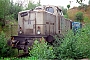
top-left (8, 5), bottom-right (81, 54)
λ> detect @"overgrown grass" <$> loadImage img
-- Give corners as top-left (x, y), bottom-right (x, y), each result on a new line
top-left (0, 57), bottom-right (38, 60)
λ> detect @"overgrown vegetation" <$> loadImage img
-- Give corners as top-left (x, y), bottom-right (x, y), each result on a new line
top-left (0, 31), bottom-right (15, 57)
top-left (0, 0), bottom-right (90, 60)
top-left (54, 24), bottom-right (90, 59)
top-left (29, 39), bottom-right (55, 59)
top-left (68, 4), bottom-right (90, 22)
top-left (0, 57), bottom-right (38, 60)
top-left (1, 23), bottom-right (90, 59)
top-left (0, 0), bottom-right (22, 27)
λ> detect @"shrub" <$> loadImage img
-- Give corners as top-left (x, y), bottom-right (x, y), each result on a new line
top-left (29, 39), bottom-right (55, 59)
top-left (0, 31), bottom-right (15, 57)
top-left (75, 12), bottom-right (84, 22)
top-left (59, 24), bottom-right (90, 59)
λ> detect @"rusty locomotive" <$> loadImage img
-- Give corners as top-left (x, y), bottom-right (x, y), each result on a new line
top-left (8, 5), bottom-right (73, 54)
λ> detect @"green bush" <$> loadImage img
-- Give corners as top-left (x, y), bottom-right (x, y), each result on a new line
top-left (0, 31), bottom-right (15, 57)
top-left (75, 12), bottom-right (84, 22)
top-left (29, 40), bottom-right (55, 59)
top-left (58, 24), bottom-right (90, 59)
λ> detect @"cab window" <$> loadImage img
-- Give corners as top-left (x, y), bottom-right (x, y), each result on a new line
top-left (46, 7), bottom-right (54, 13)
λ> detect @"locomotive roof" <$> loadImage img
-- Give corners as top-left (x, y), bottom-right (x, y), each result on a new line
top-left (18, 5), bottom-right (62, 14)
top-left (34, 5), bottom-right (62, 10)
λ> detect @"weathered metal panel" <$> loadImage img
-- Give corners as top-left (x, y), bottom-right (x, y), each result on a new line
top-left (18, 11), bottom-right (47, 35)
top-left (60, 16), bottom-right (65, 34)
top-left (35, 12), bottom-right (44, 35)
top-left (64, 19), bottom-right (70, 34)
top-left (18, 11), bottom-right (36, 35)
top-left (43, 12), bottom-right (56, 35)
top-left (23, 12), bottom-right (36, 35)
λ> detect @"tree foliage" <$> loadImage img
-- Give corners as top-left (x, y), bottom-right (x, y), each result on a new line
top-left (0, 0), bottom-right (23, 26)
top-left (26, 0), bottom-right (41, 10)
top-left (60, 6), bottom-right (68, 18)
top-left (0, 0), bottom-right (41, 24)
top-left (76, 0), bottom-right (85, 4)
top-left (75, 12), bottom-right (84, 22)
top-left (76, 0), bottom-right (85, 6)
top-left (36, 0), bottom-right (41, 6)
top-left (26, 1), bottom-right (37, 10)
top-left (88, 0), bottom-right (90, 5)
top-left (0, 0), bottom-right (10, 19)
top-left (61, 6), bottom-right (67, 15)
top-left (0, 0), bottom-right (10, 26)
top-left (67, 4), bottom-right (70, 9)
top-left (9, 2), bottom-right (23, 20)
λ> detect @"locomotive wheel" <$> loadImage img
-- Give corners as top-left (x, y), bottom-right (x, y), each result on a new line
top-left (46, 35), bottom-right (54, 44)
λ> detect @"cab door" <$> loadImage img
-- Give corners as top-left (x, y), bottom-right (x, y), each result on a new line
top-left (23, 11), bottom-right (36, 35)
